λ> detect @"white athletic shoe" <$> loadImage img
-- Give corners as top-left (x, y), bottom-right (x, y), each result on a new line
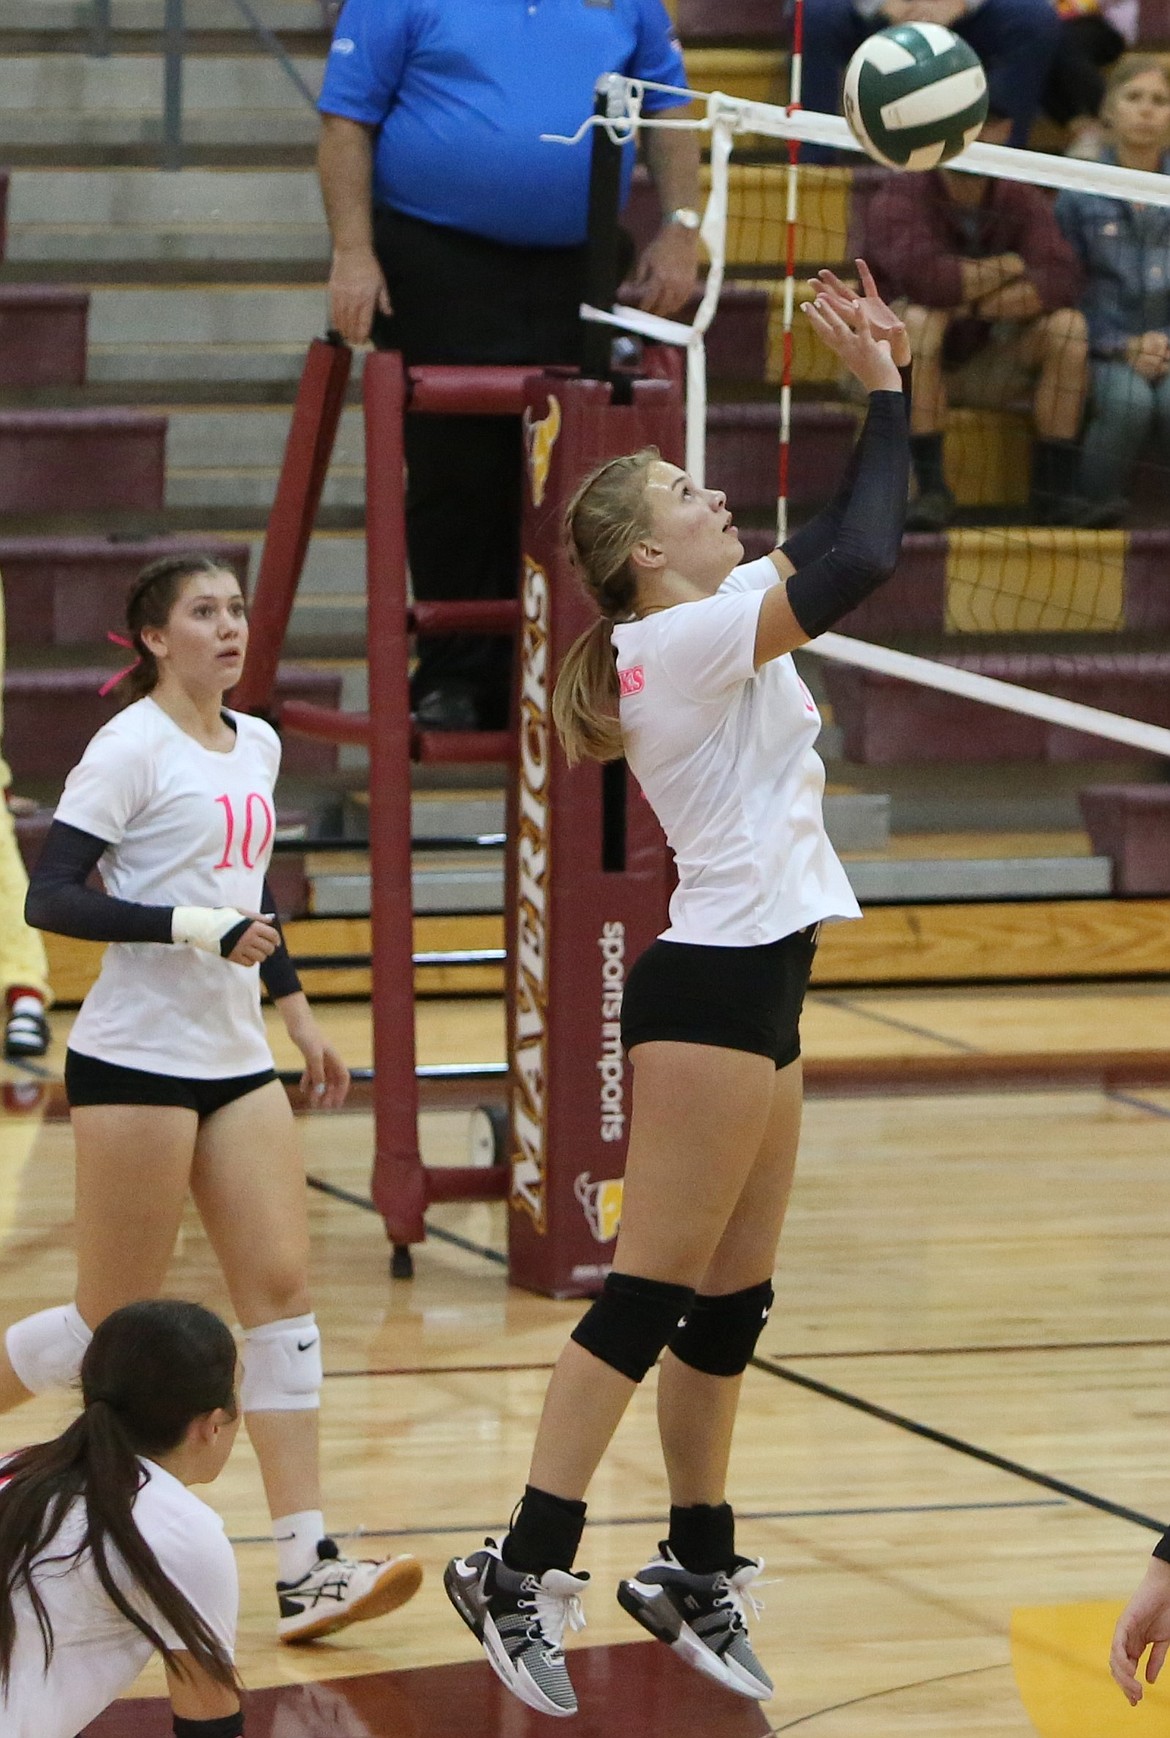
top-left (617, 1545), bottom-right (773, 1700)
top-left (277, 1538), bottom-right (423, 1643)
top-left (444, 1537), bottom-right (588, 1717)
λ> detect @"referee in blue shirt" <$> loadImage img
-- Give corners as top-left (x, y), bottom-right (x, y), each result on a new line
top-left (317, 0), bottom-right (701, 731)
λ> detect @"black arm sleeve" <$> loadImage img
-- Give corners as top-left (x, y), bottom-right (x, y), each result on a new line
top-left (24, 821), bottom-right (174, 944)
top-left (780, 364), bottom-right (911, 571)
top-left (783, 389), bottom-right (909, 641)
top-left (173, 1712), bottom-right (244, 1738)
top-left (257, 875), bottom-right (302, 1001)
top-left (1154, 1530), bottom-right (1170, 1564)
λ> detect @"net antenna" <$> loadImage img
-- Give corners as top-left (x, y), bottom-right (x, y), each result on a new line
top-left (549, 80), bottom-right (1170, 764)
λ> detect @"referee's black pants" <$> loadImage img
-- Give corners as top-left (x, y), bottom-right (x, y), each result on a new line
top-left (371, 206), bottom-right (589, 727)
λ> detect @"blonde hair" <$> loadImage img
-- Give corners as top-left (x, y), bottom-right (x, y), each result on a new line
top-left (551, 448), bottom-right (659, 766)
top-left (1104, 54), bottom-right (1170, 117)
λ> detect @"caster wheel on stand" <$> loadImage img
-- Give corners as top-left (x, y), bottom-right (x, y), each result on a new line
top-left (469, 1103), bottom-right (509, 1166)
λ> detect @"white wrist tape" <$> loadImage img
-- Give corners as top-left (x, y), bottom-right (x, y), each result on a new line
top-left (172, 906), bottom-right (249, 954)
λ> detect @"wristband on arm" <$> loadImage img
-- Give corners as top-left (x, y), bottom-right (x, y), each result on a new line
top-left (172, 907), bottom-right (252, 956)
top-left (173, 1714), bottom-right (244, 1738)
top-left (783, 389), bottom-right (909, 640)
top-left (257, 874), bottom-right (302, 1000)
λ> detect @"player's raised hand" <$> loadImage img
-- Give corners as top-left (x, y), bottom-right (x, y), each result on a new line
top-left (1110, 1557), bottom-right (1170, 1704)
top-left (803, 294), bottom-right (901, 395)
top-left (811, 260), bottom-right (911, 368)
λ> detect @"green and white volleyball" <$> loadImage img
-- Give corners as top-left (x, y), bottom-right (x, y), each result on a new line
top-left (843, 24), bottom-right (989, 171)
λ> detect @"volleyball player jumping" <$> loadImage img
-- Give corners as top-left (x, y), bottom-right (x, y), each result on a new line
top-left (0, 1299), bottom-right (242, 1738)
top-left (445, 267), bottom-right (910, 1716)
top-left (7, 554), bottom-right (421, 1643)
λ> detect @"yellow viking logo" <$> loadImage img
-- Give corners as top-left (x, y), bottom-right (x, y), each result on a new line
top-left (575, 1172), bottom-right (624, 1244)
top-left (524, 394), bottom-right (562, 508)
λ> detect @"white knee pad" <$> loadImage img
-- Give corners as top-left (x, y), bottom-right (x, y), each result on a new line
top-left (240, 1314), bottom-right (322, 1412)
top-left (6, 1303), bottom-right (92, 1395)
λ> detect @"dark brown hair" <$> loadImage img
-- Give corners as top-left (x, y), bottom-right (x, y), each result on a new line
top-left (551, 448), bottom-right (658, 765)
top-left (0, 1299), bottom-right (239, 1692)
top-left (114, 552), bottom-right (239, 704)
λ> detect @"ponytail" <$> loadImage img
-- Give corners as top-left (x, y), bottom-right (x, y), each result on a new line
top-left (553, 446), bottom-right (659, 767)
top-left (552, 618), bottom-right (624, 766)
top-left (0, 1300), bottom-right (239, 1693)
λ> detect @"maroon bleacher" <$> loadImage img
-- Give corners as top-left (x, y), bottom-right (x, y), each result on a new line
top-left (709, 399), bottom-right (855, 513)
top-left (1137, 0), bottom-right (1170, 42)
top-left (0, 536), bottom-right (250, 645)
top-left (1080, 785), bottom-right (1170, 893)
top-left (821, 652), bottom-right (1170, 764)
top-left (675, 0), bottom-right (786, 41)
top-left (0, 410), bottom-right (165, 514)
top-left (0, 288), bottom-right (88, 388)
top-left (4, 664), bottom-right (345, 781)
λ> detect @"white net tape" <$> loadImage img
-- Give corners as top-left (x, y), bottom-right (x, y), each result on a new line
top-left (549, 78), bottom-right (1170, 763)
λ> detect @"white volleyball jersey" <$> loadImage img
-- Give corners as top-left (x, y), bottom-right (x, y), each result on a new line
top-left (611, 556), bottom-right (861, 947)
top-left (55, 697), bottom-right (281, 1078)
top-left (0, 1458), bottom-right (238, 1738)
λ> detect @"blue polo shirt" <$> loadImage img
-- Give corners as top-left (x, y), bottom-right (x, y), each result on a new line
top-left (318, 0), bottom-right (688, 248)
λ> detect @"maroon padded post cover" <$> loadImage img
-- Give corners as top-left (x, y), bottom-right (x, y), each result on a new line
top-left (506, 373), bottom-right (683, 1297)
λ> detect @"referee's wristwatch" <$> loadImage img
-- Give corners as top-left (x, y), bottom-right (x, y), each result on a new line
top-left (666, 206), bottom-right (702, 231)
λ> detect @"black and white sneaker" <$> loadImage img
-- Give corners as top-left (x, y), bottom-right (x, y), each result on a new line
top-left (5, 1000), bottom-right (48, 1060)
top-left (617, 1545), bottom-right (773, 1700)
top-left (278, 1538), bottom-right (423, 1643)
top-left (444, 1537), bottom-right (588, 1718)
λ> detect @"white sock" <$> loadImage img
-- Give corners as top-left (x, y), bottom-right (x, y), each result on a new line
top-left (273, 1509), bottom-right (326, 1584)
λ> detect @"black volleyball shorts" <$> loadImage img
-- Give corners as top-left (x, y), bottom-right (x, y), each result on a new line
top-left (620, 926), bottom-right (819, 1070)
top-left (66, 1049), bottom-right (277, 1120)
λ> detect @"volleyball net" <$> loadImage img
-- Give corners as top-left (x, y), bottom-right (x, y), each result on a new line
top-left (567, 76), bottom-right (1170, 773)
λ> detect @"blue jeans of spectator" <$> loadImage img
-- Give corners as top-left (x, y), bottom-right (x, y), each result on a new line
top-left (1080, 359), bottom-right (1170, 501)
top-left (800, 0), bottom-right (1060, 158)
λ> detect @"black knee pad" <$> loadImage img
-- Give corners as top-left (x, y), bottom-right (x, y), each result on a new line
top-left (669, 1281), bottom-right (774, 1377)
top-left (571, 1272), bottom-right (695, 1383)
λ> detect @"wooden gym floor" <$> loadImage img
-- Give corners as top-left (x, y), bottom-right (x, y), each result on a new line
top-left (3, 985), bottom-right (1170, 1736)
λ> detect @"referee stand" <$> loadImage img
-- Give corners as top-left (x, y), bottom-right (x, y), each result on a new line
top-left (235, 103), bottom-right (685, 1296)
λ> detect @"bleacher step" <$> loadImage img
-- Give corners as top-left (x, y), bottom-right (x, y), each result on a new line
top-left (0, 534), bottom-right (249, 645)
top-left (0, 408), bottom-right (165, 515)
top-left (845, 854), bottom-right (1110, 902)
top-left (307, 795), bottom-right (888, 918)
top-left (3, 662), bottom-right (343, 780)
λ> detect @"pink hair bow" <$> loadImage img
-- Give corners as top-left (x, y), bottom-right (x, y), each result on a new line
top-left (98, 631), bottom-right (140, 698)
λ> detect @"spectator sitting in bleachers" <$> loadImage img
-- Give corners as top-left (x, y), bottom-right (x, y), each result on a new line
top-left (1045, 0), bottom-right (1131, 157)
top-left (1055, 57), bottom-right (1170, 515)
top-left (800, 0), bottom-right (1060, 158)
top-left (865, 112), bottom-right (1107, 529)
